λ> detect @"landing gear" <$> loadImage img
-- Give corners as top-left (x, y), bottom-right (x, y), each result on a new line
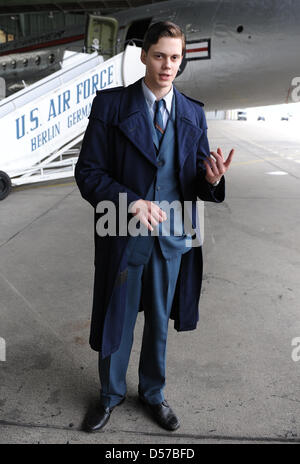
top-left (0, 171), bottom-right (12, 200)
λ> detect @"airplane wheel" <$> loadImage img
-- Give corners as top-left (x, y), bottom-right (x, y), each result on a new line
top-left (0, 171), bottom-right (12, 200)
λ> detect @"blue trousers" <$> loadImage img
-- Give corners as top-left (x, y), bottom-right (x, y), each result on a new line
top-left (98, 238), bottom-right (182, 407)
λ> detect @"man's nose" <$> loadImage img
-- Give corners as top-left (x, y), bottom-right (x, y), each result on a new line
top-left (163, 58), bottom-right (172, 68)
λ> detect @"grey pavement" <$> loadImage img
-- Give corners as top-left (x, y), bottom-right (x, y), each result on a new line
top-left (1, 119), bottom-right (300, 444)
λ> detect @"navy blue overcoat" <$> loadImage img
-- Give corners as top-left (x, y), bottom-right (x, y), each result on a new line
top-left (75, 77), bottom-right (225, 358)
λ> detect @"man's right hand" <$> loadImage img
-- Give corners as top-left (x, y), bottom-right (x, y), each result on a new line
top-left (129, 200), bottom-right (167, 232)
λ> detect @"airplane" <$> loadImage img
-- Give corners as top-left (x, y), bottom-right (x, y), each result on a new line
top-left (0, 0), bottom-right (161, 96)
top-left (2, 0), bottom-right (299, 108)
top-left (84, 0), bottom-right (300, 110)
top-left (1, 0), bottom-right (300, 200)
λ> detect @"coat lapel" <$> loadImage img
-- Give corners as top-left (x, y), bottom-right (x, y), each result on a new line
top-left (117, 79), bottom-right (157, 167)
top-left (117, 80), bottom-right (204, 170)
top-left (174, 87), bottom-right (204, 170)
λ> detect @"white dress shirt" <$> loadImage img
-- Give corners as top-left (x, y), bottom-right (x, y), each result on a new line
top-left (141, 79), bottom-right (173, 130)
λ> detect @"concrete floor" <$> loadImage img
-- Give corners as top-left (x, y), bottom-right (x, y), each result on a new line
top-left (1, 119), bottom-right (300, 444)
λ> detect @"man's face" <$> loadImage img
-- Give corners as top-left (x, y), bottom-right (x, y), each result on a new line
top-left (141, 36), bottom-right (183, 92)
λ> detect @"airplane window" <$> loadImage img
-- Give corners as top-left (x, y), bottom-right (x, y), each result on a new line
top-left (23, 59), bottom-right (28, 67)
top-left (48, 54), bottom-right (55, 64)
top-left (11, 60), bottom-right (16, 69)
top-left (237, 25), bottom-right (244, 33)
top-left (0, 29), bottom-right (6, 43)
top-left (35, 56), bottom-right (41, 65)
top-left (2, 63), bottom-right (6, 70)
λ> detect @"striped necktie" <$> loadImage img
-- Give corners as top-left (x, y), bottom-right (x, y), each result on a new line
top-left (154, 99), bottom-right (165, 145)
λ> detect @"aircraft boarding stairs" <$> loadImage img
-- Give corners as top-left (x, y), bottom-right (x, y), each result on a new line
top-left (0, 45), bottom-right (145, 199)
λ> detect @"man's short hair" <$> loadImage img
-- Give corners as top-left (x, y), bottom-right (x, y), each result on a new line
top-left (142, 21), bottom-right (186, 55)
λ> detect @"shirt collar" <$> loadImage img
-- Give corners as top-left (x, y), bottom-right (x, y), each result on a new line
top-left (141, 79), bottom-right (173, 114)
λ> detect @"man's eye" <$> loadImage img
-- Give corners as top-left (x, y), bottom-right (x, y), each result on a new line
top-left (155, 54), bottom-right (162, 58)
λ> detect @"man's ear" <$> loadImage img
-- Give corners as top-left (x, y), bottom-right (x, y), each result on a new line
top-left (140, 49), bottom-right (147, 65)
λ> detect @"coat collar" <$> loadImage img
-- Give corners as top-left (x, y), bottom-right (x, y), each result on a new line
top-left (117, 78), bottom-right (204, 170)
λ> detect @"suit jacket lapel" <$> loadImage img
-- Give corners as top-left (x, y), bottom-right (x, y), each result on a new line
top-left (158, 95), bottom-right (175, 154)
top-left (117, 79), bottom-right (157, 167)
top-left (145, 104), bottom-right (159, 150)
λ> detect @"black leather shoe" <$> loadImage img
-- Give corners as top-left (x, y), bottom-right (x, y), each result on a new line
top-left (82, 397), bottom-right (125, 432)
top-left (139, 396), bottom-right (180, 431)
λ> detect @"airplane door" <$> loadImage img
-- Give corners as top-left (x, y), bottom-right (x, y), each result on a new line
top-left (85, 15), bottom-right (118, 59)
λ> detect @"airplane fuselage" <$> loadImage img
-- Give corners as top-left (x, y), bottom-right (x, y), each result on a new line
top-left (111, 0), bottom-right (300, 110)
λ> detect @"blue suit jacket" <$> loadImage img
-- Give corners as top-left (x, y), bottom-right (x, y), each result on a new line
top-left (75, 77), bottom-right (225, 357)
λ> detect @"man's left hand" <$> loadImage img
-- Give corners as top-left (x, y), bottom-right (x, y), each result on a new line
top-left (204, 147), bottom-right (235, 185)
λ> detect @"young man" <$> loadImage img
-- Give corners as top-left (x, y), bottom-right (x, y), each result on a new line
top-left (75, 21), bottom-right (234, 432)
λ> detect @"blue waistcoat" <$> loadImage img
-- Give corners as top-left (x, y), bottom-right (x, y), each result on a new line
top-left (126, 96), bottom-right (192, 265)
